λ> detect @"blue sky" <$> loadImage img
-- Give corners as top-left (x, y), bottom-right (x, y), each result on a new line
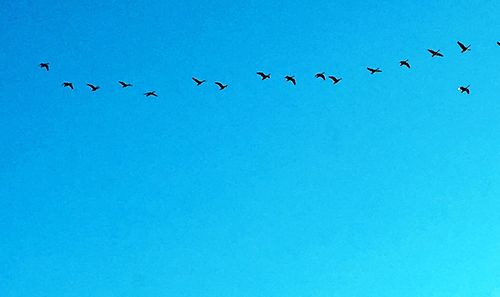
top-left (1, 0), bottom-right (500, 296)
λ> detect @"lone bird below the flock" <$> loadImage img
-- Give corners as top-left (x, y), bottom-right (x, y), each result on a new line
top-left (459, 85), bottom-right (470, 94)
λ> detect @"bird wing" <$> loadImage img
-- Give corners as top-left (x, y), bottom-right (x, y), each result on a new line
top-left (119, 81), bottom-right (127, 86)
top-left (427, 49), bottom-right (436, 55)
top-left (215, 82), bottom-right (223, 88)
top-left (291, 78), bottom-right (296, 85)
top-left (457, 41), bottom-right (466, 50)
top-left (192, 77), bottom-right (201, 83)
top-left (256, 72), bottom-right (265, 76)
top-left (436, 52), bottom-right (444, 57)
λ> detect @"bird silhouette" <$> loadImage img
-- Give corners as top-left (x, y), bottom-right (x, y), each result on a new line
top-left (400, 59), bottom-right (411, 68)
top-left (459, 85), bottom-right (470, 94)
top-left (86, 83), bottom-right (100, 91)
top-left (315, 72), bottom-right (326, 80)
top-left (118, 81), bottom-right (132, 88)
top-left (192, 77), bottom-right (206, 85)
top-left (457, 41), bottom-right (471, 53)
top-left (256, 72), bottom-right (271, 80)
top-left (328, 76), bottom-right (342, 84)
top-left (285, 75), bottom-right (296, 85)
top-left (367, 67), bottom-right (382, 74)
top-left (62, 82), bottom-right (74, 89)
top-left (428, 49), bottom-right (444, 57)
top-left (497, 41), bottom-right (500, 47)
top-left (215, 82), bottom-right (228, 90)
top-left (144, 91), bottom-right (158, 97)
top-left (39, 63), bottom-right (50, 71)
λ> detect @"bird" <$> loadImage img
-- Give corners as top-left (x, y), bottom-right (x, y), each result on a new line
top-left (144, 91), bottom-right (158, 97)
top-left (215, 82), bottom-right (228, 90)
top-left (457, 41), bottom-right (471, 53)
top-left (285, 75), bottom-right (296, 85)
top-left (459, 85), bottom-right (470, 94)
top-left (62, 82), bottom-right (74, 89)
top-left (367, 67), bottom-right (382, 74)
top-left (256, 72), bottom-right (271, 80)
top-left (86, 83), bottom-right (100, 91)
top-left (39, 63), bottom-right (50, 71)
top-left (497, 41), bottom-right (500, 47)
top-left (192, 77), bottom-right (206, 85)
top-left (118, 81), bottom-right (132, 88)
top-left (400, 59), bottom-right (411, 68)
top-left (315, 72), bottom-right (326, 80)
top-left (328, 75), bottom-right (342, 84)
top-left (428, 49), bottom-right (444, 57)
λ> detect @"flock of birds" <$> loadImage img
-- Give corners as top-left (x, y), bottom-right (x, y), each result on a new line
top-left (39, 41), bottom-right (500, 97)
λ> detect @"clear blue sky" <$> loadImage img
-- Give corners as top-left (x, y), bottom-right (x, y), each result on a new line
top-left (1, 1), bottom-right (500, 296)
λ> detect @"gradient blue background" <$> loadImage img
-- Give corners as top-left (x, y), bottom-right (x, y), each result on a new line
top-left (1, 1), bottom-right (500, 296)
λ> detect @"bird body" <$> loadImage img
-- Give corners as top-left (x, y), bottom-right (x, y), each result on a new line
top-left (400, 59), bottom-right (411, 68)
top-left (315, 72), bottom-right (326, 80)
top-left (459, 85), bottom-right (470, 94)
top-left (328, 76), bottom-right (342, 84)
top-left (457, 41), bottom-right (471, 53)
top-left (285, 75), bottom-right (296, 85)
top-left (118, 81), bottom-right (132, 88)
top-left (87, 83), bottom-right (100, 91)
top-left (62, 82), bottom-right (74, 89)
top-left (192, 77), bottom-right (206, 85)
top-left (215, 82), bottom-right (228, 90)
top-left (256, 72), bottom-right (271, 80)
top-left (40, 63), bottom-right (50, 71)
top-left (144, 91), bottom-right (158, 97)
top-left (367, 67), bottom-right (382, 74)
top-left (428, 49), bottom-right (444, 57)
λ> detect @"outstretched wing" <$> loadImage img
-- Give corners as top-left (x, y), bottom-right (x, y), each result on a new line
top-left (457, 41), bottom-right (467, 51)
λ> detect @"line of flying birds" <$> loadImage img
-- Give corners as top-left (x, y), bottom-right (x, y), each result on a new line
top-left (39, 41), bottom-right (500, 96)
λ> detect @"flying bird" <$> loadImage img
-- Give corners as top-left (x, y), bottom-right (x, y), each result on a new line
top-left (144, 91), bottom-right (158, 97)
top-left (118, 81), bottom-right (132, 88)
top-left (215, 82), bottom-right (228, 90)
top-left (315, 72), bottom-right (326, 80)
top-left (399, 59), bottom-right (411, 68)
top-left (459, 85), bottom-right (470, 94)
top-left (86, 83), bottom-right (100, 91)
top-left (497, 41), bottom-right (500, 47)
top-left (62, 82), bottom-right (74, 89)
top-left (428, 49), bottom-right (444, 57)
top-left (367, 67), bottom-right (382, 74)
top-left (457, 41), bottom-right (471, 53)
top-left (285, 75), bottom-right (296, 85)
top-left (328, 76), bottom-right (342, 84)
top-left (192, 77), bottom-right (206, 85)
top-left (256, 72), bottom-right (271, 80)
top-left (39, 63), bottom-right (50, 71)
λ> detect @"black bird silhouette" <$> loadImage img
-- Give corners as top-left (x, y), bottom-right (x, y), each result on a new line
top-left (256, 72), bottom-right (271, 80)
top-left (86, 83), bottom-right (100, 91)
top-left (192, 77), bottom-right (206, 85)
top-left (315, 72), bottom-right (326, 80)
top-left (428, 49), bottom-right (444, 57)
top-left (459, 85), bottom-right (470, 94)
top-left (215, 82), bottom-right (228, 90)
top-left (144, 91), bottom-right (158, 97)
top-left (457, 41), bottom-right (471, 53)
top-left (285, 75), bottom-right (296, 85)
top-left (367, 67), bottom-right (382, 74)
top-left (400, 59), bottom-right (411, 68)
top-left (62, 82), bottom-right (74, 89)
top-left (118, 81), bottom-right (132, 88)
top-left (328, 76), bottom-right (342, 84)
top-left (497, 41), bottom-right (500, 47)
top-left (39, 63), bottom-right (50, 71)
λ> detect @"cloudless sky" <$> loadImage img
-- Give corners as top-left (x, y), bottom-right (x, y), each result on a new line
top-left (1, 1), bottom-right (500, 296)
